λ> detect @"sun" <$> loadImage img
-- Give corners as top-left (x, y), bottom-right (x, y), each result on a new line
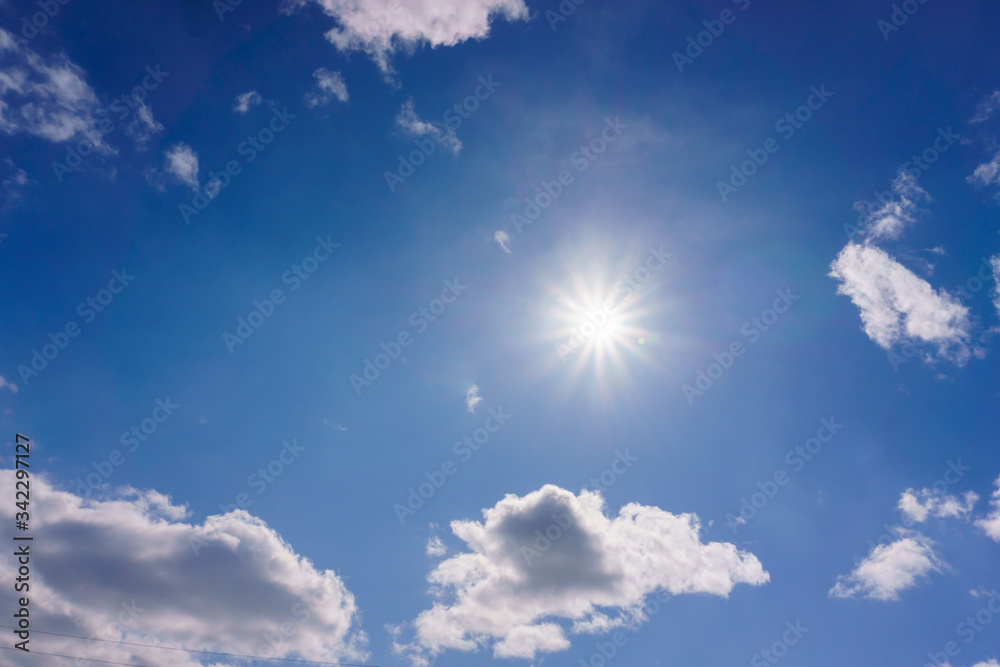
top-left (547, 280), bottom-right (649, 371)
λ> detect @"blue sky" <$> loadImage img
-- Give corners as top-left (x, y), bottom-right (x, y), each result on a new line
top-left (2, 1), bottom-right (1000, 666)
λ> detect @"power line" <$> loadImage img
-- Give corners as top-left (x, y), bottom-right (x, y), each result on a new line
top-left (0, 625), bottom-right (378, 666)
top-left (0, 645), bottom-right (150, 666)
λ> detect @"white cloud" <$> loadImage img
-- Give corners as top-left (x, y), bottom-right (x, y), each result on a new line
top-left (853, 171), bottom-right (928, 242)
top-left (493, 229), bottom-right (511, 253)
top-left (305, 68), bottom-right (348, 108)
top-left (975, 475), bottom-right (1000, 542)
top-left (898, 487), bottom-right (978, 523)
top-left (2, 158), bottom-right (34, 210)
top-left (286, 0), bottom-right (527, 78)
top-left (0, 375), bottom-right (17, 393)
top-left (164, 142), bottom-right (200, 190)
top-left (122, 99), bottom-right (163, 150)
top-left (829, 242), bottom-right (973, 365)
top-left (0, 28), bottom-right (111, 151)
top-left (830, 529), bottom-right (945, 601)
top-left (426, 536), bottom-right (447, 557)
top-left (465, 385), bottom-right (482, 413)
top-left (233, 90), bottom-right (263, 114)
top-left (395, 98), bottom-right (461, 154)
top-left (968, 149), bottom-right (1000, 188)
top-left (971, 91), bottom-right (1000, 124)
top-left (324, 418), bottom-right (348, 431)
top-left (392, 485), bottom-right (768, 664)
top-left (991, 255), bottom-right (1000, 319)
top-left (0, 470), bottom-right (369, 666)
top-left (147, 142), bottom-right (203, 194)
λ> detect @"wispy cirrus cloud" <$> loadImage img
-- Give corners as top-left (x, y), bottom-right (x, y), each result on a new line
top-left (305, 68), bottom-right (348, 107)
top-left (493, 229), bottom-right (511, 253)
top-left (971, 91), bottom-right (1000, 124)
top-left (853, 171), bottom-right (928, 242)
top-left (233, 90), bottom-right (263, 114)
top-left (0, 28), bottom-right (111, 152)
top-left (395, 98), bottom-right (461, 154)
top-left (465, 384), bottom-right (483, 413)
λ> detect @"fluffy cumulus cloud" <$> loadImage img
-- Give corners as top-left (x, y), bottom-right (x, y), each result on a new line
top-left (853, 171), bottom-right (928, 242)
top-left (395, 98), bottom-right (461, 153)
top-left (286, 0), bottom-right (527, 78)
top-left (0, 471), bottom-right (368, 666)
top-left (233, 89), bottom-right (263, 114)
top-left (830, 529), bottom-right (945, 601)
top-left (426, 536), bottom-right (447, 557)
top-left (391, 485), bottom-right (768, 664)
top-left (122, 99), bottom-right (163, 150)
top-left (898, 487), bottom-right (979, 523)
top-left (830, 242), bottom-right (973, 364)
top-left (975, 475), bottom-right (1000, 542)
top-left (0, 28), bottom-right (111, 151)
top-left (305, 68), bottom-right (348, 107)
